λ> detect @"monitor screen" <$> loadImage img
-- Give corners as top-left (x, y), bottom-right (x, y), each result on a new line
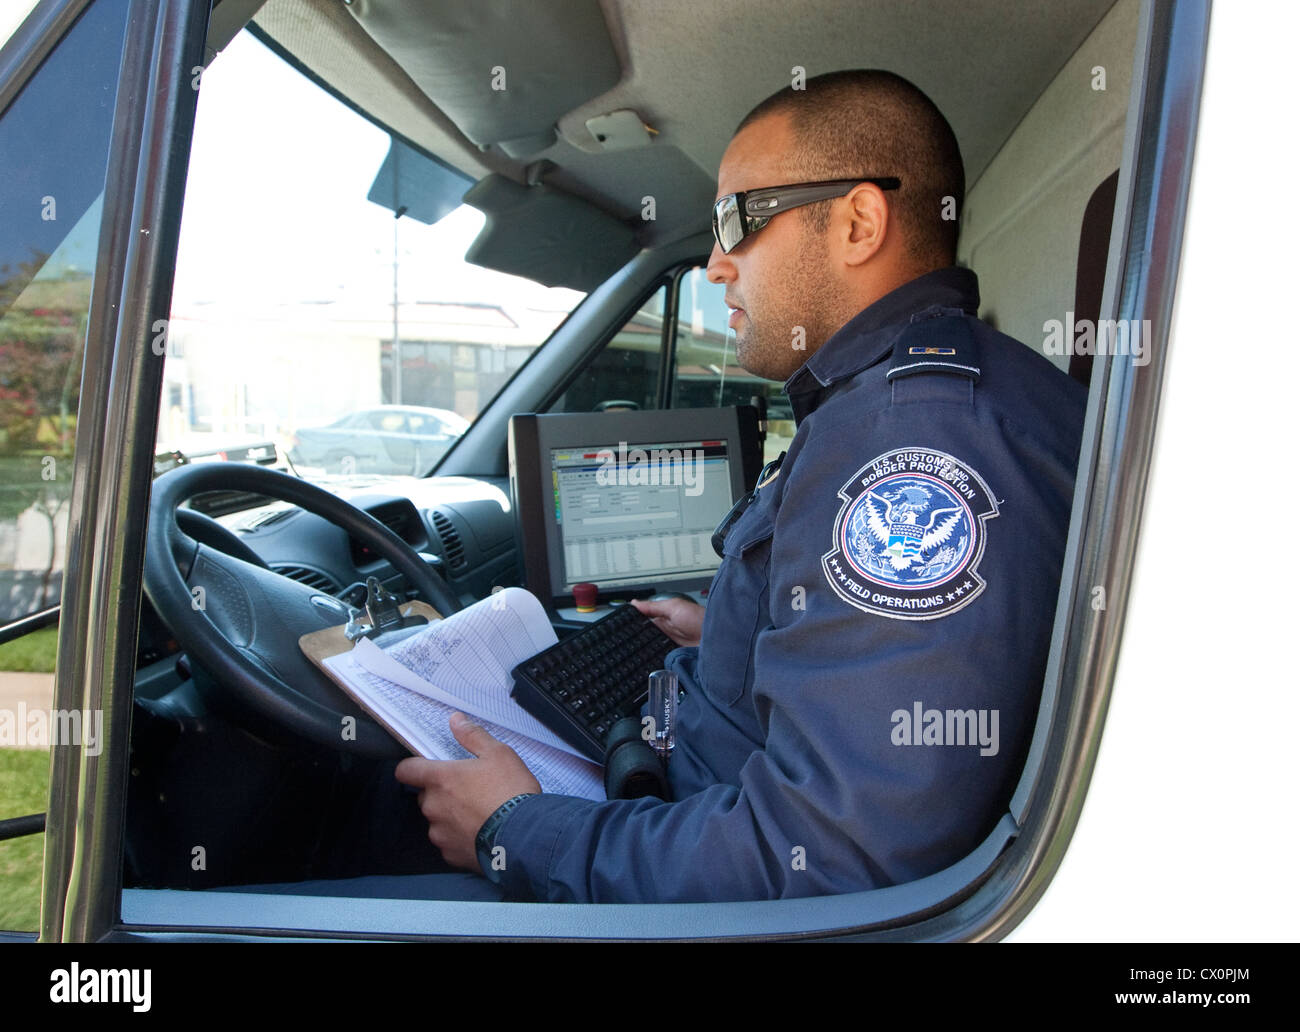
top-left (549, 438), bottom-right (732, 591)
top-left (509, 407), bottom-right (761, 610)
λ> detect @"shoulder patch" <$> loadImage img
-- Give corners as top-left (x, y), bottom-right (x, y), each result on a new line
top-left (821, 447), bottom-right (999, 620)
top-left (886, 314), bottom-right (981, 383)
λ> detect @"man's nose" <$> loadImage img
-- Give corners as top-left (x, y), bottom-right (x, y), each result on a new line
top-left (705, 241), bottom-right (735, 285)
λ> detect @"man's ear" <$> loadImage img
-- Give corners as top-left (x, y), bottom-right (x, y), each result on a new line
top-left (838, 182), bottom-right (890, 267)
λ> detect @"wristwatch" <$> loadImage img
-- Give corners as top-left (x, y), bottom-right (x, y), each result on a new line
top-left (475, 793), bottom-right (536, 883)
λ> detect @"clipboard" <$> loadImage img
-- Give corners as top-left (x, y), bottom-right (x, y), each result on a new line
top-left (298, 600), bottom-right (443, 753)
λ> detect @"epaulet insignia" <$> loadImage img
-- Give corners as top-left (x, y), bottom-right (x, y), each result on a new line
top-left (885, 313), bottom-right (981, 384)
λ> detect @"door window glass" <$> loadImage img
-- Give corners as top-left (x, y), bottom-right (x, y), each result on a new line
top-left (669, 268), bottom-right (794, 465)
top-left (0, 0), bottom-right (131, 933)
top-left (547, 283), bottom-right (667, 414)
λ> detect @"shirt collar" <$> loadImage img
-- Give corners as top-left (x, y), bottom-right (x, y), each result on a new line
top-left (783, 266), bottom-right (981, 407)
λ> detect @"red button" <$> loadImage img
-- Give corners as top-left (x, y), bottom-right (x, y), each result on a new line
top-left (573, 582), bottom-right (598, 612)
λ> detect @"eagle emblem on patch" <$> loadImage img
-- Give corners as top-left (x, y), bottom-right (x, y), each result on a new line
top-left (821, 447), bottom-right (999, 619)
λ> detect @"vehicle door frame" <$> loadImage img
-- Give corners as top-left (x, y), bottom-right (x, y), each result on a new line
top-left (21, 0), bottom-right (1210, 941)
top-left (6, 0), bottom-right (212, 942)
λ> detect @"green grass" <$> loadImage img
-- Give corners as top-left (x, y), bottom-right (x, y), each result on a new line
top-left (0, 748), bottom-right (49, 932)
top-left (0, 626), bottom-right (57, 931)
top-left (0, 625), bottom-right (58, 672)
top-left (0, 626), bottom-right (58, 931)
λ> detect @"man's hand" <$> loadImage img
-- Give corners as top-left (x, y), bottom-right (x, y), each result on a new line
top-left (631, 597), bottom-right (705, 647)
top-left (394, 712), bottom-right (541, 873)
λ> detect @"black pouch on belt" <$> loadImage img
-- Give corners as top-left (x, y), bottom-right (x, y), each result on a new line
top-left (602, 716), bottom-right (670, 800)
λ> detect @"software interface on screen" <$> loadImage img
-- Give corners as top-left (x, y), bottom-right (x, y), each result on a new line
top-left (550, 439), bottom-right (732, 591)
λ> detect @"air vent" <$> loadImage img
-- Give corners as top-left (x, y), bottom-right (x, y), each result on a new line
top-left (271, 565), bottom-right (342, 594)
top-left (378, 511), bottom-right (407, 536)
top-left (361, 500), bottom-right (423, 545)
top-left (429, 510), bottom-right (466, 570)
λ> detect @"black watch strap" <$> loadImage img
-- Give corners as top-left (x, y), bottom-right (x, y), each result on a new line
top-left (475, 793), bottom-right (536, 882)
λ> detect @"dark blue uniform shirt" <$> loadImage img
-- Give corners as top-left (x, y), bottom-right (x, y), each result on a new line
top-left (495, 266), bottom-right (1086, 902)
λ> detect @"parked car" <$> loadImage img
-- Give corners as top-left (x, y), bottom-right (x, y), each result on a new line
top-left (0, 0), bottom-right (1292, 947)
top-left (287, 405), bottom-right (470, 477)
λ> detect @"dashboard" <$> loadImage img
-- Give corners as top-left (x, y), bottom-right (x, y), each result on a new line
top-left (227, 474), bottom-right (518, 602)
top-left (134, 473), bottom-right (521, 678)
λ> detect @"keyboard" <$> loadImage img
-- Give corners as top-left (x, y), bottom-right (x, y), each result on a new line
top-left (510, 603), bottom-right (678, 762)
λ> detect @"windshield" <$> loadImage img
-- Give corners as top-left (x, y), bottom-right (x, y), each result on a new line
top-left (160, 31), bottom-right (586, 479)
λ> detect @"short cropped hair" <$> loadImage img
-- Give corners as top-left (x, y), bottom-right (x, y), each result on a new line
top-left (736, 69), bottom-right (965, 267)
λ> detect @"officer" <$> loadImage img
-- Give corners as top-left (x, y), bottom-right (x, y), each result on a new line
top-left (395, 69), bottom-right (1086, 902)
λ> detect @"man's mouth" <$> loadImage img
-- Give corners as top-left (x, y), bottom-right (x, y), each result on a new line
top-left (726, 299), bottom-right (745, 329)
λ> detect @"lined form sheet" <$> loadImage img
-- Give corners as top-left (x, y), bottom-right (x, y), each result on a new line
top-left (351, 587), bottom-right (582, 757)
top-left (324, 649), bottom-right (604, 800)
top-left (323, 587), bottom-right (605, 800)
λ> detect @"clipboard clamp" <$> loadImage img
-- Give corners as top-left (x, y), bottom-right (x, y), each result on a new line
top-left (344, 576), bottom-right (429, 642)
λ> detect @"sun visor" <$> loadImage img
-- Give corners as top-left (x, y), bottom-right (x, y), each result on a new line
top-left (461, 175), bottom-right (638, 292)
top-left (344, 0), bottom-right (622, 159)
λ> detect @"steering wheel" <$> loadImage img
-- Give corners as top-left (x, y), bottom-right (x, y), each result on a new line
top-left (143, 462), bottom-right (463, 758)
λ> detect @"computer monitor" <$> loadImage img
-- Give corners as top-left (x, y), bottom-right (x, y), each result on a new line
top-left (509, 407), bottom-right (762, 611)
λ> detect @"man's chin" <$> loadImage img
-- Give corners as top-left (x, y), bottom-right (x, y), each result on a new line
top-left (732, 333), bottom-right (755, 370)
top-left (737, 338), bottom-right (807, 382)
top-left (733, 339), bottom-right (777, 380)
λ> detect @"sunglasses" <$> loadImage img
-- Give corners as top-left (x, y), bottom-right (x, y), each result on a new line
top-left (711, 177), bottom-right (901, 254)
